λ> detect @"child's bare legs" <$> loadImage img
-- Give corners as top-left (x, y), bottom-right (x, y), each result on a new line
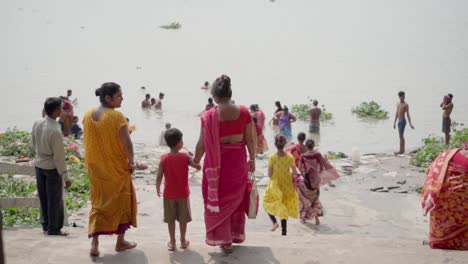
top-left (115, 233), bottom-right (137, 251)
top-left (315, 216), bottom-right (320, 225)
top-left (180, 222), bottom-right (190, 248)
top-left (168, 222), bottom-right (176, 247)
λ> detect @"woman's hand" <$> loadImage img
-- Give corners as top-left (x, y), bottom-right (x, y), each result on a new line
top-left (248, 160), bottom-right (256, 173)
top-left (128, 161), bottom-right (135, 173)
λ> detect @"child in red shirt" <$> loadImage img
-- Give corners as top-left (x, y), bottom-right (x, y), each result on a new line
top-left (156, 128), bottom-right (201, 251)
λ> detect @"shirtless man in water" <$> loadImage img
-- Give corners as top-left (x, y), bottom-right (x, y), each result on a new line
top-left (141, 94), bottom-right (151, 108)
top-left (393, 91), bottom-right (414, 154)
top-left (308, 100), bottom-right (322, 133)
top-left (154, 92), bottom-right (164, 110)
top-left (440, 93), bottom-right (454, 145)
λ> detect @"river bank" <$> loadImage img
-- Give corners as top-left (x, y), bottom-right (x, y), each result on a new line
top-left (3, 141), bottom-right (467, 263)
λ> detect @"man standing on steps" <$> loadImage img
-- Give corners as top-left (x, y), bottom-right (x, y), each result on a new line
top-left (440, 93), bottom-right (454, 145)
top-left (393, 91), bottom-right (415, 155)
top-left (308, 100), bottom-right (322, 133)
top-left (32, 97), bottom-right (72, 236)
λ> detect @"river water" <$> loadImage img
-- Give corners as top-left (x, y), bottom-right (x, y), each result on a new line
top-left (1, 0), bottom-right (467, 153)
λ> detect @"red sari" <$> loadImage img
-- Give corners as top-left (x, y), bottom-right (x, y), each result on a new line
top-left (422, 149), bottom-right (468, 250)
top-left (201, 107), bottom-right (249, 246)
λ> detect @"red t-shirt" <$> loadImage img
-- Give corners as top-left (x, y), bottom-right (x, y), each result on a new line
top-left (161, 153), bottom-right (190, 199)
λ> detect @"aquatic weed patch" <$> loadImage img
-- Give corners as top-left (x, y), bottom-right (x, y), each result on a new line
top-left (411, 126), bottom-right (467, 168)
top-left (0, 175), bottom-right (40, 226)
top-left (352, 101), bottom-right (389, 120)
top-left (0, 128), bottom-right (34, 158)
top-left (160, 22), bottom-right (181, 30)
top-left (291, 102), bottom-right (333, 122)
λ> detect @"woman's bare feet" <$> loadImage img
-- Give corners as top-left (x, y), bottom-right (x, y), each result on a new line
top-left (270, 222), bottom-right (279, 232)
top-left (315, 217), bottom-right (320, 225)
top-left (90, 239), bottom-right (100, 257)
top-left (115, 240), bottom-right (137, 252)
top-left (300, 219), bottom-right (306, 224)
top-left (220, 244), bottom-right (233, 254)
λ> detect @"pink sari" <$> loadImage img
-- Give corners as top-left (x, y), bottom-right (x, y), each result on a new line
top-left (201, 108), bottom-right (248, 246)
top-left (295, 151), bottom-right (339, 220)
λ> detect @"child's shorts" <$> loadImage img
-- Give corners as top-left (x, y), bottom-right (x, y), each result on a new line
top-left (163, 197), bottom-right (192, 224)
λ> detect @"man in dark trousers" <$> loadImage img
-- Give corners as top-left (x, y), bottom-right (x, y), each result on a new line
top-left (32, 97), bottom-right (72, 236)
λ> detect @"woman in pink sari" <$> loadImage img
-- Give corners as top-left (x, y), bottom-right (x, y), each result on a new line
top-left (295, 139), bottom-right (339, 224)
top-left (194, 75), bottom-right (256, 254)
top-left (250, 104), bottom-right (268, 154)
top-left (421, 143), bottom-right (468, 250)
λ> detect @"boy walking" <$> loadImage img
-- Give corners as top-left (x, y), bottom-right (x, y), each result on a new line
top-left (156, 128), bottom-right (201, 251)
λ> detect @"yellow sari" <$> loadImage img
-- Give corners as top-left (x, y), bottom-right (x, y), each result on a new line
top-left (83, 109), bottom-right (137, 237)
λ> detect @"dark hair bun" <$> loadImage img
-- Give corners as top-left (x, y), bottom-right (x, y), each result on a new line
top-left (95, 88), bottom-right (102, 97)
top-left (211, 74), bottom-right (232, 98)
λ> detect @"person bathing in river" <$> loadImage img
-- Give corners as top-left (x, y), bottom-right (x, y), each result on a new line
top-left (274, 106), bottom-right (297, 141)
top-left (440, 94), bottom-right (454, 145)
top-left (155, 93), bottom-right (164, 110)
top-left (308, 100), bottom-right (321, 133)
top-left (142, 94), bottom-right (151, 108)
top-left (393, 91), bottom-right (414, 155)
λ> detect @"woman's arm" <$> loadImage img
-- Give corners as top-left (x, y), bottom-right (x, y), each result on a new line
top-left (245, 122), bottom-right (256, 172)
top-left (290, 113), bottom-right (297, 123)
top-left (119, 125), bottom-right (134, 172)
top-left (193, 126), bottom-right (205, 165)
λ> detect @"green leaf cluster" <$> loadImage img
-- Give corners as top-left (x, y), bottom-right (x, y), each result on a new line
top-left (291, 103), bottom-right (333, 122)
top-left (160, 22), bottom-right (181, 30)
top-left (411, 125), bottom-right (468, 168)
top-left (0, 175), bottom-right (39, 226)
top-left (0, 128), bottom-right (34, 158)
top-left (352, 101), bottom-right (389, 119)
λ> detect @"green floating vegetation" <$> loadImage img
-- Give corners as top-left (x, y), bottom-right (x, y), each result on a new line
top-left (0, 175), bottom-right (40, 226)
top-left (411, 125), bottom-right (468, 168)
top-left (0, 127), bottom-right (34, 158)
top-left (160, 22), bottom-right (181, 30)
top-left (352, 101), bottom-right (389, 119)
top-left (291, 102), bottom-right (333, 122)
top-left (0, 128), bottom-right (91, 226)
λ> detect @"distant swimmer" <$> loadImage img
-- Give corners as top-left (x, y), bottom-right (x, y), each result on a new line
top-left (141, 94), bottom-right (151, 108)
top-left (155, 92), bottom-right (165, 110)
top-left (201, 81), bottom-right (210, 90)
top-left (440, 93), bottom-right (454, 145)
top-left (393, 91), bottom-right (414, 155)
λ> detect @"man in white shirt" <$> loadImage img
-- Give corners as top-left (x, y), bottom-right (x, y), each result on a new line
top-left (32, 97), bottom-right (71, 236)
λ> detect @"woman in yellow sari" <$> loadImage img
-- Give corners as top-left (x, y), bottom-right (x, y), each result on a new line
top-left (83, 82), bottom-right (137, 257)
top-left (422, 142), bottom-right (468, 250)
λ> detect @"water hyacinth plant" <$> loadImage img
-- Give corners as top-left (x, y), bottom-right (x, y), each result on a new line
top-left (291, 100), bottom-right (333, 122)
top-left (352, 101), bottom-right (389, 119)
top-left (160, 22), bottom-right (181, 30)
top-left (0, 128), bottom-right (34, 158)
top-left (411, 125), bottom-right (468, 168)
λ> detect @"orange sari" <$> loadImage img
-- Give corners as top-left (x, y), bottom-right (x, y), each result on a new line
top-left (422, 149), bottom-right (468, 250)
top-left (83, 109), bottom-right (137, 237)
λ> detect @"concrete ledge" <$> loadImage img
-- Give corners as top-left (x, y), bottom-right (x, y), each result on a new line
top-left (0, 162), bottom-right (35, 176)
top-left (0, 198), bottom-right (40, 208)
